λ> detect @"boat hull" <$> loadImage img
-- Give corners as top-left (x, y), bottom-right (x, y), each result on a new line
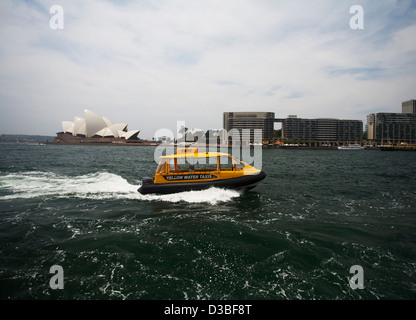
top-left (338, 145), bottom-right (364, 150)
top-left (138, 171), bottom-right (266, 195)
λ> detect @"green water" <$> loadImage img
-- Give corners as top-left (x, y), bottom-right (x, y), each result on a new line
top-left (0, 144), bottom-right (415, 299)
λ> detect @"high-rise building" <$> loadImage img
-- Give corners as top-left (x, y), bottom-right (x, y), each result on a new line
top-left (223, 112), bottom-right (275, 140)
top-left (402, 99), bottom-right (416, 114)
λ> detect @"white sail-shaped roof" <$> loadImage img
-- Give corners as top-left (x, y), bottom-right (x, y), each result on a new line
top-left (123, 130), bottom-right (140, 140)
top-left (95, 123), bottom-right (127, 137)
top-left (85, 109), bottom-right (108, 137)
top-left (102, 117), bottom-right (112, 127)
top-left (73, 116), bottom-right (86, 136)
top-left (62, 121), bottom-right (74, 134)
top-left (108, 123), bottom-right (128, 137)
top-left (95, 127), bottom-right (114, 137)
top-left (61, 109), bottom-right (140, 140)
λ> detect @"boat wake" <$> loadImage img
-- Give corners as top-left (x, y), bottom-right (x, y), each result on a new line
top-left (0, 171), bottom-right (241, 204)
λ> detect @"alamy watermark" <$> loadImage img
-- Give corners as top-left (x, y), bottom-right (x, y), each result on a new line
top-left (49, 5), bottom-right (64, 30)
top-left (48, 5), bottom-right (364, 31)
top-left (49, 265), bottom-right (64, 290)
top-left (349, 265), bottom-right (364, 290)
top-left (350, 5), bottom-right (364, 30)
top-left (153, 121), bottom-right (263, 170)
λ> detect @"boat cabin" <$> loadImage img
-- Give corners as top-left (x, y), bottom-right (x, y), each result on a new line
top-left (154, 148), bottom-right (254, 184)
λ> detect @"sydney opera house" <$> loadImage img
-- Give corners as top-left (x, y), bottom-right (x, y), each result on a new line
top-left (53, 109), bottom-right (143, 145)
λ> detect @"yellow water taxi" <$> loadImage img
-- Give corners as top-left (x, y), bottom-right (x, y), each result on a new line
top-left (138, 148), bottom-right (266, 195)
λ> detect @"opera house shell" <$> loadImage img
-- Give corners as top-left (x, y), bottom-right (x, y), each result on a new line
top-left (54, 109), bottom-right (141, 144)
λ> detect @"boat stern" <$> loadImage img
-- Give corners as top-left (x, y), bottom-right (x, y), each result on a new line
top-left (138, 177), bottom-right (154, 194)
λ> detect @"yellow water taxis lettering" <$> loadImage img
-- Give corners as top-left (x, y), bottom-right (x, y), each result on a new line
top-left (164, 174), bottom-right (217, 181)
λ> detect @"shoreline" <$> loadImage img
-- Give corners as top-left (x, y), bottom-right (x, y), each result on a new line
top-left (41, 141), bottom-right (382, 150)
top-left (44, 140), bottom-right (160, 146)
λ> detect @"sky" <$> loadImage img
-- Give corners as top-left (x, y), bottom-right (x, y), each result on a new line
top-left (0, 0), bottom-right (415, 139)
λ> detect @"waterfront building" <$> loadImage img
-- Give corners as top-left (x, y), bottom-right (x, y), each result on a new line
top-left (367, 99), bottom-right (416, 146)
top-left (281, 117), bottom-right (314, 141)
top-left (54, 109), bottom-right (141, 144)
top-left (223, 112), bottom-right (275, 140)
top-left (281, 116), bottom-right (363, 146)
top-left (367, 112), bottom-right (416, 145)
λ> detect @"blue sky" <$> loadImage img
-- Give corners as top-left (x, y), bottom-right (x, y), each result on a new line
top-left (0, 0), bottom-right (415, 138)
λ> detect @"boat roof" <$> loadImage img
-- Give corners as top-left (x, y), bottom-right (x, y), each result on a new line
top-left (160, 151), bottom-right (231, 159)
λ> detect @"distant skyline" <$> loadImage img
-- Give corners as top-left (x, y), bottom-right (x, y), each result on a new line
top-left (1, 0), bottom-right (415, 139)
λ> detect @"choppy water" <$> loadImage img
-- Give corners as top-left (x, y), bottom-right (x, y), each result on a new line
top-left (0, 143), bottom-right (415, 300)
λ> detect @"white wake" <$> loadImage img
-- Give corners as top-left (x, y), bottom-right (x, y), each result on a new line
top-left (0, 171), bottom-right (241, 204)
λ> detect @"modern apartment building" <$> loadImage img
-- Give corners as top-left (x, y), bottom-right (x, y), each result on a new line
top-left (367, 113), bottom-right (416, 145)
top-left (223, 112), bottom-right (275, 140)
top-left (366, 99), bottom-right (416, 145)
top-left (282, 116), bottom-right (363, 145)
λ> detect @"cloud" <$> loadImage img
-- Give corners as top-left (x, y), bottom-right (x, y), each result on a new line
top-left (0, 0), bottom-right (415, 137)
top-left (327, 67), bottom-right (387, 80)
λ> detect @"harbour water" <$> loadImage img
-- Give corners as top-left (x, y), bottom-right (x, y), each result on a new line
top-left (0, 143), bottom-right (415, 300)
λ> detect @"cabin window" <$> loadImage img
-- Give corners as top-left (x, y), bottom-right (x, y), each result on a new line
top-left (176, 157), bottom-right (217, 171)
top-left (169, 159), bottom-right (175, 171)
top-left (219, 155), bottom-right (244, 171)
top-left (219, 156), bottom-right (233, 170)
top-left (176, 158), bottom-right (189, 171)
top-left (196, 162), bottom-right (217, 170)
top-left (233, 159), bottom-right (244, 171)
top-left (156, 160), bottom-right (168, 174)
top-left (192, 157), bottom-right (217, 170)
